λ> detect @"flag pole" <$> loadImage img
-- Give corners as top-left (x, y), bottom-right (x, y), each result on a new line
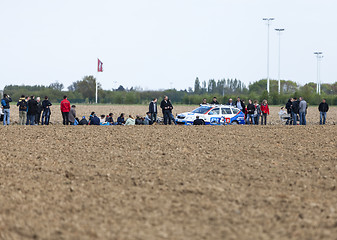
top-left (95, 73), bottom-right (98, 104)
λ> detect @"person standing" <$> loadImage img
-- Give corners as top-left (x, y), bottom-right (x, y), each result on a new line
top-left (291, 98), bottom-right (299, 125)
top-left (27, 96), bottom-right (38, 125)
top-left (41, 96), bottom-right (52, 125)
top-left (253, 100), bottom-right (261, 125)
top-left (299, 97), bottom-right (308, 125)
top-left (285, 98), bottom-right (293, 125)
top-left (60, 96), bottom-right (71, 125)
top-left (227, 98), bottom-right (234, 106)
top-left (260, 100), bottom-right (270, 125)
top-left (25, 96), bottom-right (30, 125)
top-left (1, 94), bottom-right (12, 126)
top-left (149, 98), bottom-right (158, 123)
top-left (160, 96), bottom-right (172, 125)
top-left (234, 97), bottom-right (245, 112)
top-left (168, 99), bottom-right (177, 125)
top-left (68, 105), bottom-right (76, 125)
top-left (246, 99), bottom-right (255, 125)
top-left (17, 95), bottom-right (27, 125)
top-left (35, 97), bottom-right (43, 125)
top-left (210, 97), bottom-right (219, 105)
top-left (200, 98), bottom-right (207, 105)
top-left (318, 99), bottom-right (329, 125)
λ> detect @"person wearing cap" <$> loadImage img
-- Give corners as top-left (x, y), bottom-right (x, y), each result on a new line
top-left (79, 116), bottom-right (88, 125)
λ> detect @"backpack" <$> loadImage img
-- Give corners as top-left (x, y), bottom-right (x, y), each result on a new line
top-left (19, 101), bottom-right (27, 111)
top-left (1, 99), bottom-right (6, 108)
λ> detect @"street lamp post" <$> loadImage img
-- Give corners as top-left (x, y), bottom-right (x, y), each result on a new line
top-left (275, 28), bottom-right (285, 94)
top-left (314, 52), bottom-right (323, 95)
top-left (263, 17), bottom-right (275, 94)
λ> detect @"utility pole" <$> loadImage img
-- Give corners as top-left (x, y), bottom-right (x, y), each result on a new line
top-left (263, 18), bottom-right (275, 94)
top-left (275, 28), bottom-right (285, 94)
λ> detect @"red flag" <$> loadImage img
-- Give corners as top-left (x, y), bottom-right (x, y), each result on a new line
top-left (98, 59), bottom-right (103, 72)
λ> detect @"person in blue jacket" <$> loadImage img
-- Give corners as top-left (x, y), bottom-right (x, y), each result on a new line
top-left (1, 94), bottom-right (12, 125)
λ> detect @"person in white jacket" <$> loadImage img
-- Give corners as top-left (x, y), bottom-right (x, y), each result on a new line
top-left (125, 115), bottom-right (135, 125)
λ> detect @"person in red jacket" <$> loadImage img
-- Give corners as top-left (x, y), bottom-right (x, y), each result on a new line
top-left (60, 95), bottom-right (71, 125)
top-left (260, 99), bottom-right (270, 125)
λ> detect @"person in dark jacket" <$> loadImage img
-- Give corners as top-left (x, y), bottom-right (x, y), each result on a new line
top-left (17, 95), bottom-right (27, 125)
top-left (106, 113), bottom-right (115, 125)
top-left (234, 97), bottom-right (245, 112)
top-left (318, 99), bottom-right (329, 125)
top-left (210, 97), bottom-right (219, 105)
top-left (200, 98), bottom-right (208, 105)
top-left (168, 99), bottom-right (177, 125)
top-left (227, 98), bottom-right (235, 106)
top-left (35, 97), bottom-right (43, 125)
top-left (90, 114), bottom-right (100, 125)
top-left (117, 113), bottom-right (125, 125)
top-left (27, 96), bottom-right (38, 125)
top-left (285, 98), bottom-right (293, 125)
top-left (79, 116), bottom-right (88, 125)
top-left (1, 94), bottom-right (12, 126)
top-left (41, 96), bottom-right (52, 125)
top-left (160, 96), bottom-right (172, 125)
top-left (193, 116), bottom-right (205, 125)
top-left (285, 99), bottom-right (292, 114)
top-left (246, 99), bottom-right (255, 125)
top-left (149, 98), bottom-right (157, 123)
top-left (135, 115), bottom-right (144, 125)
top-left (291, 97), bottom-right (299, 125)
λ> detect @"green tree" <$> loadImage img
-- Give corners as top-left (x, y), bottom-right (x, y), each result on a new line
top-left (77, 75), bottom-right (101, 103)
top-left (194, 77), bottom-right (201, 94)
top-left (49, 81), bottom-right (64, 91)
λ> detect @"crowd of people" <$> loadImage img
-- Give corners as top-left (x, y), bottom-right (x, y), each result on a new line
top-left (0, 93), bottom-right (331, 126)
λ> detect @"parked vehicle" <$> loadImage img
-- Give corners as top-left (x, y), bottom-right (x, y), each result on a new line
top-left (175, 104), bottom-right (245, 125)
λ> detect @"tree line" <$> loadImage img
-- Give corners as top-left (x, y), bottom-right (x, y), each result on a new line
top-left (3, 76), bottom-right (337, 106)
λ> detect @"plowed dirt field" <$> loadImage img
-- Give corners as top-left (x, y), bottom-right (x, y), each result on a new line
top-left (0, 105), bottom-right (336, 239)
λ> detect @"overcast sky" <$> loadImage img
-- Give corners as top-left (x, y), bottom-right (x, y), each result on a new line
top-left (0, 0), bottom-right (336, 91)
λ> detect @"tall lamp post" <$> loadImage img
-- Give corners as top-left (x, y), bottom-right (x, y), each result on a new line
top-left (314, 52), bottom-right (323, 95)
top-left (263, 17), bottom-right (275, 94)
top-left (275, 28), bottom-right (285, 94)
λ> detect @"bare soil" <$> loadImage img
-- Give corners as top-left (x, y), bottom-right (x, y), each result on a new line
top-left (0, 106), bottom-right (337, 239)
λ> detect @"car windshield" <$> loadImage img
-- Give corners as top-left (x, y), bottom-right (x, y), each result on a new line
top-left (191, 106), bottom-right (213, 114)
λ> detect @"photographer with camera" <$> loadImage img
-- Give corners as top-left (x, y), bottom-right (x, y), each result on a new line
top-left (1, 94), bottom-right (12, 125)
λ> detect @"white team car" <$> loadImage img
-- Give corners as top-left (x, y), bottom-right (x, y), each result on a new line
top-left (0, 107), bottom-right (3, 122)
top-left (175, 104), bottom-right (245, 125)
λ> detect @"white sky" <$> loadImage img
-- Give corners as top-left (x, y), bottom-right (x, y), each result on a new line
top-left (0, 0), bottom-right (336, 91)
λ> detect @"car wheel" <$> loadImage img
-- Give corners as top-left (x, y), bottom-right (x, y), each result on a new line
top-left (231, 121), bottom-right (239, 125)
